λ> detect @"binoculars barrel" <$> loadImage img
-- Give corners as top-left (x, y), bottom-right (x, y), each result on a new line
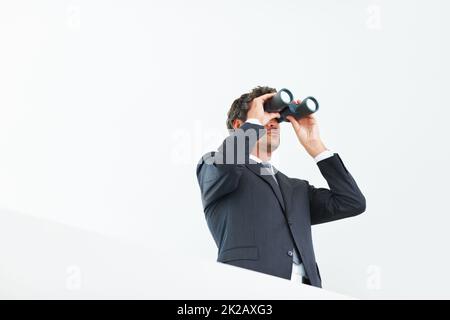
top-left (263, 88), bottom-right (319, 123)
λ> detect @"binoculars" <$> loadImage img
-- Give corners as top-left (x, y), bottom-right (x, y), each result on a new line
top-left (263, 88), bottom-right (319, 123)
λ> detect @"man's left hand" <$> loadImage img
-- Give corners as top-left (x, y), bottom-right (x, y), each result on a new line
top-left (286, 99), bottom-right (327, 158)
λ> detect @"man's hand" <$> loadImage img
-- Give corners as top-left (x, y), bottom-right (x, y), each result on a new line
top-left (287, 99), bottom-right (327, 158)
top-left (247, 93), bottom-right (280, 125)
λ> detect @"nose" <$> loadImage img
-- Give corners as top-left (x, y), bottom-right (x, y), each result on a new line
top-left (266, 119), bottom-right (279, 130)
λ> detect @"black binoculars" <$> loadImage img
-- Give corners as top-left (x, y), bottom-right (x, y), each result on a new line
top-left (263, 88), bottom-right (319, 123)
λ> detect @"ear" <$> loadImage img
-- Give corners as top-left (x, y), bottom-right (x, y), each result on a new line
top-left (233, 119), bottom-right (244, 129)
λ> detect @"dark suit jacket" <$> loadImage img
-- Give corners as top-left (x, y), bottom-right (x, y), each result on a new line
top-left (196, 122), bottom-right (366, 287)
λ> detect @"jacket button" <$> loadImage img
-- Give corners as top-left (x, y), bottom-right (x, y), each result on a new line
top-left (287, 250), bottom-right (293, 257)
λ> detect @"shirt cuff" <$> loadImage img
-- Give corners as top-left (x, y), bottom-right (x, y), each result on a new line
top-left (245, 118), bottom-right (263, 126)
top-left (314, 150), bottom-right (334, 163)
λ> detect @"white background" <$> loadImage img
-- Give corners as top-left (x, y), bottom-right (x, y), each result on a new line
top-left (0, 0), bottom-right (449, 299)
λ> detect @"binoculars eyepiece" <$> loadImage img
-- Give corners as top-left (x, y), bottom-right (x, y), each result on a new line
top-left (263, 88), bottom-right (319, 123)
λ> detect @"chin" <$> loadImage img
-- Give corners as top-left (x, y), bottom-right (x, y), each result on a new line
top-left (270, 145), bottom-right (280, 153)
top-left (268, 141), bottom-right (280, 152)
top-left (269, 137), bottom-right (280, 149)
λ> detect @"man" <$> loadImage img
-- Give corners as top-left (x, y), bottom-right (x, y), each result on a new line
top-left (196, 86), bottom-right (366, 287)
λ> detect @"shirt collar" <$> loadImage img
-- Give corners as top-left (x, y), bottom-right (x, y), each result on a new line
top-left (249, 154), bottom-right (263, 164)
top-left (249, 154), bottom-right (274, 169)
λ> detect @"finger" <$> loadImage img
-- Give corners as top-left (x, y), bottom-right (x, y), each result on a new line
top-left (268, 112), bottom-right (280, 120)
top-left (286, 116), bottom-right (301, 130)
top-left (258, 92), bottom-right (277, 102)
top-left (290, 120), bottom-right (301, 132)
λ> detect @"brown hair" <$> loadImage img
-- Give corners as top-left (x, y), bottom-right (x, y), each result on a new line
top-left (226, 86), bottom-right (276, 129)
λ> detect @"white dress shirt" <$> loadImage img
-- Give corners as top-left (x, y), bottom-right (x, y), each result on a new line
top-left (245, 119), bottom-right (334, 282)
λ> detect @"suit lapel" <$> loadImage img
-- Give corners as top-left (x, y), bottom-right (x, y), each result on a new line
top-left (275, 171), bottom-right (293, 221)
top-left (245, 163), bottom-right (286, 212)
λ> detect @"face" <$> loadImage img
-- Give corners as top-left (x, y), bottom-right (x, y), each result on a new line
top-left (258, 118), bottom-right (280, 154)
top-left (233, 118), bottom-right (281, 154)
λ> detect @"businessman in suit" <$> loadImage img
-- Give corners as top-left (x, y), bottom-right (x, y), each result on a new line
top-left (196, 86), bottom-right (366, 287)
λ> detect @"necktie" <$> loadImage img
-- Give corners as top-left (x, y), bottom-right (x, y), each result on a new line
top-left (260, 161), bottom-right (302, 265)
top-left (261, 162), bottom-right (278, 184)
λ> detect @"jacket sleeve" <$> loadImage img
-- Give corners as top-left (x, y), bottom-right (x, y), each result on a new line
top-left (196, 122), bottom-right (265, 211)
top-left (308, 153), bottom-right (366, 225)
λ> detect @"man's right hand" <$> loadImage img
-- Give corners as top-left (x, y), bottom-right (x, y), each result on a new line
top-left (247, 93), bottom-right (280, 125)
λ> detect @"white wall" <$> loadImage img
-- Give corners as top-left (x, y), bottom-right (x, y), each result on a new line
top-left (0, 0), bottom-right (449, 299)
top-left (0, 208), bottom-right (352, 299)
